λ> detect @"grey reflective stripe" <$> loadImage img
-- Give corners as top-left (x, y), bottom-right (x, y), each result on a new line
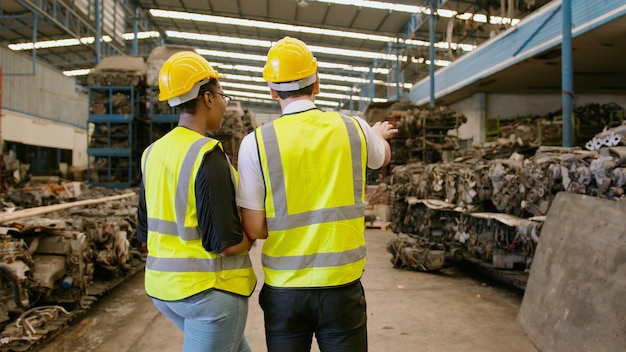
top-left (262, 245), bottom-right (366, 270)
top-left (146, 253), bottom-right (253, 272)
top-left (146, 136), bottom-right (215, 241)
top-left (147, 218), bottom-right (199, 239)
top-left (261, 112), bottom-right (364, 231)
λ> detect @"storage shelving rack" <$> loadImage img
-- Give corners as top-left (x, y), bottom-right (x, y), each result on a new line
top-left (148, 86), bottom-right (178, 143)
top-left (87, 86), bottom-right (145, 188)
top-left (408, 113), bottom-right (461, 163)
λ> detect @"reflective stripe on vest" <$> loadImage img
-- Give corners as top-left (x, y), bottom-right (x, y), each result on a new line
top-left (147, 254), bottom-right (252, 272)
top-left (257, 111), bottom-right (367, 287)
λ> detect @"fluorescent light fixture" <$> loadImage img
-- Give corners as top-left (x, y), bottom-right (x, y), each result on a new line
top-left (122, 31), bottom-right (161, 40)
top-left (175, 31), bottom-right (397, 61)
top-left (152, 9), bottom-right (476, 53)
top-left (309, 0), bottom-right (521, 25)
top-left (151, 9), bottom-right (395, 43)
top-left (312, 0), bottom-right (426, 13)
top-left (63, 69), bottom-right (92, 76)
top-left (9, 36), bottom-right (111, 50)
top-left (188, 31), bottom-right (449, 68)
top-left (197, 49), bottom-right (389, 75)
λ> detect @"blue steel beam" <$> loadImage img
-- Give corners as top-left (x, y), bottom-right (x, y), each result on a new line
top-left (401, 0), bottom-right (448, 39)
top-left (429, 0), bottom-right (436, 108)
top-left (95, 0), bottom-right (101, 64)
top-left (562, 0), bottom-right (573, 147)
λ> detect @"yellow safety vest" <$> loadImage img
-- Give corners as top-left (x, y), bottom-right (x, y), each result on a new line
top-left (142, 127), bottom-right (256, 300)
top-left (256, 110), bottom-right (368, 287)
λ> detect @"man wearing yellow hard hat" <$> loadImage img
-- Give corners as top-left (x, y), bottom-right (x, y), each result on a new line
top-left (237, 36), bottom-right (398, 351)
top-left (137, 51), bottom-right (256, 351)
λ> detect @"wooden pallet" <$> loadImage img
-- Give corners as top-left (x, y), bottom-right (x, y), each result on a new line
top-left (365, 221), bottom-right (392, 230)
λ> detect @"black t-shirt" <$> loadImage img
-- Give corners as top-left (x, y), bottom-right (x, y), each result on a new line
top-left (137, 147), bottom-right (243, 254)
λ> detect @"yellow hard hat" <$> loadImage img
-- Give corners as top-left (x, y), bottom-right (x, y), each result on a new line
top-left (158, 51), bottom-right (221, 107)
top-left (262, 36), bottom-right (318, 91)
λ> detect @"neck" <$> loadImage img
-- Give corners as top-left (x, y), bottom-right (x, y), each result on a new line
top-left (279, 95), bottom-right (314, 111)
top-left (178, 113), bottom-right (205, 135)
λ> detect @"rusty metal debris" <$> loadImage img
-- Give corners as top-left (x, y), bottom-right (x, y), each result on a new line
top-left (387, 145), bottom-right (626, 287)
top-left (497, 103), bottom-right (625, 147)
top-left (0, 187), bottom-right (143, 351)
top-left (585, 123), bottom-right (626, 151)
top-left (363, 102), bottom-right (466, 164)
top-left (86, 56), bottom-right (147, 88)
top-left (206, 101), bottom-right (258, 167)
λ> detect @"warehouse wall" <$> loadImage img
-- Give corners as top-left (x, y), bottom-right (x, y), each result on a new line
top-left (453, 93), bottom-right (486, 145)
top-left (452, 93), bottom-right (626, 143)
top-left (0, 46), bottom-right (88, 167)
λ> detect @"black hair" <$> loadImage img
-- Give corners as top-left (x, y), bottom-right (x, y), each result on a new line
top-left (275, 83), bottom-right (314, 100)
top-left (175, 78), bottom-right (219, 114)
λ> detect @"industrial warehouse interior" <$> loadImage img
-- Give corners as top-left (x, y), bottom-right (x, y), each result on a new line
top-left (0, 0), bottom-right (625, 351)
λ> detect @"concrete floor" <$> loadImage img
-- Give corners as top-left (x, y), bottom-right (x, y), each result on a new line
top-left (35, 229), bottom-right (539, 352)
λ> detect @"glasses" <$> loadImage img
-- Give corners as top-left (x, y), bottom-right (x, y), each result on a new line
top-left (213, 91), bottom-right (232, 106)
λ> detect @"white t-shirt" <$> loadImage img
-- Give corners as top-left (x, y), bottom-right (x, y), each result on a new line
top-left (236, 100), bottom-right (387, 211)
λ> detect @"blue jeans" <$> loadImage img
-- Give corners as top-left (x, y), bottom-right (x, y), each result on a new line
top-left (152, 289), bottom-right (251, 352)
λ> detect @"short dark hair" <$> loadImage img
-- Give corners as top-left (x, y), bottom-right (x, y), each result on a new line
top-left (275, 83), bottom-right (314, 100)
top-left (175, 78), bottom-right (219, 114)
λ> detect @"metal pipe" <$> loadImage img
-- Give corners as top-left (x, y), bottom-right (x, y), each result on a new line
top-left (562, 0), bottom-right (574, 147)
top-left (96, 0), bottom-right (102, 65)
top-left (429, 0), bottom-right (436, 109)
top-left (132, 2), bottom-right (138, 56)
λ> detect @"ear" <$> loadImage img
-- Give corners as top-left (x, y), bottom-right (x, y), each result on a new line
top-left (269, 88), bottom-right (279, 99)
top-left (203, 91), bottom-right (213, 107)
top-left (313, 75), bottom-right (320, 95)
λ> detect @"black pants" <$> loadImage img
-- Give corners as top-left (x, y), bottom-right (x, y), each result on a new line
top-left (259, 280), bottom-right (367, 352)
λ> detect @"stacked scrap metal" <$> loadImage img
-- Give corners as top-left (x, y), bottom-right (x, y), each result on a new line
top-left (1, 151), bottom-right (31, 190)
top-left (499, 103), bottom-right (625, 147)
top-left (387, 145), bottom-right (626, 286)
top-left (363, 101), bottom-right (466, 164)
top-left (585, 123), bottom-right (626, 151)
top-left (86, 56), bottom-right (147, 88)
top-left (148, 89), bottom-right (173, 115)
top-left (86, 56), bottom-right (149, 187)
top-left (0, 188), bottom-right (144, 350)
top-left (206, 101), bottom-right (248, 167)
top-left (241, 109), bottom-right (259, 134)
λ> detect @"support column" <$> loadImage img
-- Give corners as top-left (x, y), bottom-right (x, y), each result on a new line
top-left (562, 0), bottom-right (573, 147)
top-left (429, 0), bottom-right (436, 109)
top-left (475, 92), bottom-right (487, 145)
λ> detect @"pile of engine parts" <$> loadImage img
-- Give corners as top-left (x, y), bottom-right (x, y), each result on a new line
top-left (0, 186), bottom-right (143, 351)
top-left (1, 151), bottom-right (31, 191)
top-left (206, 101), bottom-right (258, 168)
top-left (363, 101), bottom-right (467, 164)
top-left (498, 102), bottom-right (624, 147)
top-left (86, 56), bottom-right (147, 88)
top-left (387, 139), bottom-right (626, 288)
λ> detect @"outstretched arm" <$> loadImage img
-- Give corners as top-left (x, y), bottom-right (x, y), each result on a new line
top-left (371, 120), bottom-right (398, 167)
